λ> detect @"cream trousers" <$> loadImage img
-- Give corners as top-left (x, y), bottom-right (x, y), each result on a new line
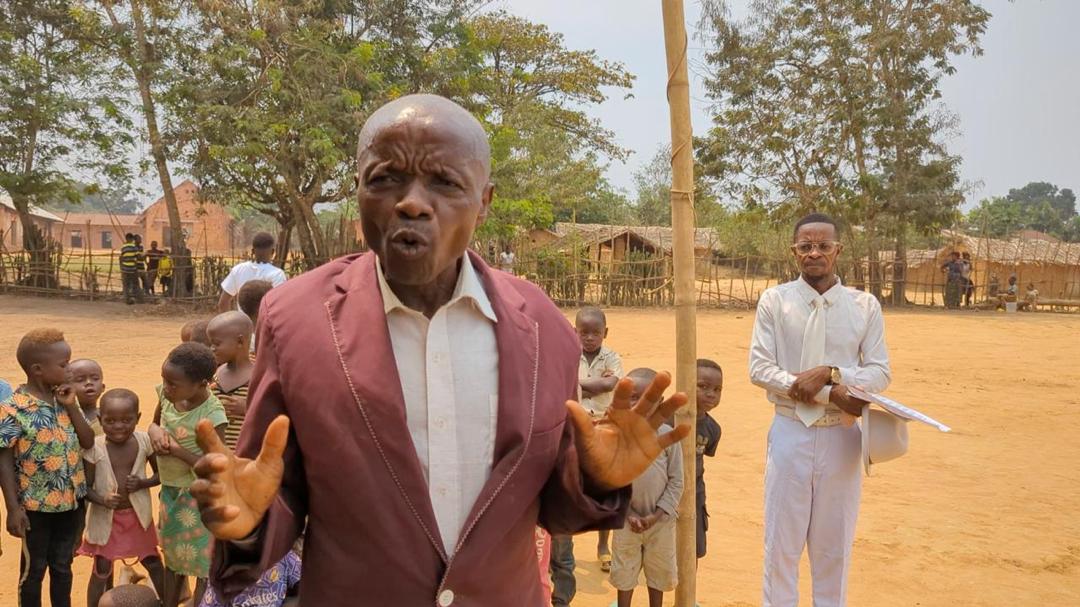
top-left (763, 414), bottom-right (863, 607)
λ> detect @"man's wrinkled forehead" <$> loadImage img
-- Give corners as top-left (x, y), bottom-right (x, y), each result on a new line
top-left (794, 222), bottom-right (837, 241)
top-left (357, 101), bottom-right (491, 176)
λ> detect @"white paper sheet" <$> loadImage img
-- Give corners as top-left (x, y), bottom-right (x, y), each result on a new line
top-left (847, 387), bottom-right (951, 432)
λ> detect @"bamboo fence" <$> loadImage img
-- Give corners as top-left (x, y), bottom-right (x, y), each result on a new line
top-left (4, 226), bottom-right (1079, 312)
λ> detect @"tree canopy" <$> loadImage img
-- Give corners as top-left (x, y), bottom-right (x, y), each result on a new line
top-left (966, 181), bottom-right (1079, 241)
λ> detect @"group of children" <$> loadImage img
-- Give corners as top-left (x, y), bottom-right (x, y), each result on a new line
top-left (561, 306), bottom-right (724, 607)
top-left (0, 293), bottom-right (719, 607)
top-left (0, 278), bottom-right (295, 607)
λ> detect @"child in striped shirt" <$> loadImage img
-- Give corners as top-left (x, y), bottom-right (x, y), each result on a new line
top-left (206, 311), bottom-right (253, 450)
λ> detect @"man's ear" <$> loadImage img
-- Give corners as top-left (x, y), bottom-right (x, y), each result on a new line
top-left (476, 183), bottom-right (495, 226)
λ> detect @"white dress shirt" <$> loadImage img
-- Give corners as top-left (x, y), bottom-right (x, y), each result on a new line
top-left (749, 276), bottom-right (891, 411)
top-left (377, 257), bottom-right (499, 555)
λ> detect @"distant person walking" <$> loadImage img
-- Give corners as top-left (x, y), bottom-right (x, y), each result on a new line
top-left (216, 232), bottom-right (287, 313)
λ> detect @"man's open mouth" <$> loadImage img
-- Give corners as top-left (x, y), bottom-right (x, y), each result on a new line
top-left (389, 229), bottom-right (430, 259)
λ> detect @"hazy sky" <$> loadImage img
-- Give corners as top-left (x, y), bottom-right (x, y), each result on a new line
top-left (502, 0), bottom-right (1080, 208)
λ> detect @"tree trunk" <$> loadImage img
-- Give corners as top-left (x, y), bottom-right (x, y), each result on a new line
top-left (11, 194), bottom-right (56, 289)
top-left (288, 193), bottom-right (325, 268)
top-left (107, 0), bottom-right (189, 296)
top-left (131, 0), bottom-right (187, 295)
top-left (865, 218), bottom-right (883, 301)
top-left (891, 229), bottom-right (908, 306)
top-left (274, 221), bottom-right (293, 267)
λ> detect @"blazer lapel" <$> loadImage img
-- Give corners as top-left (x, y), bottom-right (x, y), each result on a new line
top-left (323, 252), bottom-right (448, 563)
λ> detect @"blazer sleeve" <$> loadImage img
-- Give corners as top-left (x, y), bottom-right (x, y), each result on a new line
top-left (538, 343), bottom-right (630, 535)
top-left (210, 298), bottom-right (307, 600)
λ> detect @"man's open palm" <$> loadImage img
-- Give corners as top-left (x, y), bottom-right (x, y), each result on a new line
top-left (190, 416), bottom-right (289, 540)
top-left (566, 372), bottom-right (690, 491)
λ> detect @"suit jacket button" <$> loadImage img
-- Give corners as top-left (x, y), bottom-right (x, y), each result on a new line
top-left (438, 589), bottom-right (455, 606)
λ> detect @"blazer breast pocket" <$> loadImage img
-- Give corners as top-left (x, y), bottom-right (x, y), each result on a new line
top-left (525, 421), bottom-right (565, 469)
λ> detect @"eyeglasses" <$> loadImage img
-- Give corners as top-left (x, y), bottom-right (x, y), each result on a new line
top-left (791, 241), bottom-right (841, 256)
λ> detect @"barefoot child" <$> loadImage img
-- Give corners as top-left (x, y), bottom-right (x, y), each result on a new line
top-left (67, 359), bottom-right (105, 436)
top-left (206, 312), bottom-right (254, 450)
top-left (695, 359), bottom-right (723, 560)
top-left (575, 305), bottom-right (623, 571)
top-left (0, 329), bottom-right (95, 607)
top-left (154, 343), bottom-right (228, 607)
top-left (609, 368), bottom-right (683, 607)
top-left (79, 389), bottom-right (165, 606)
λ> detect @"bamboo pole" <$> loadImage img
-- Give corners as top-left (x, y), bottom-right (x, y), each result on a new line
top-left (660, 1), bottom-right (699, 604)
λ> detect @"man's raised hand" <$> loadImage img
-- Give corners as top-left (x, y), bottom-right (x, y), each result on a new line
top-left (566, 371), bottom-right (690, 492)
top-left (190, 416), bottom-right (289, 540)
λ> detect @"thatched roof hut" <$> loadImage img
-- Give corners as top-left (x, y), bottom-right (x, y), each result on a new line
top-left (902, 230), bottom-right (1080, 299)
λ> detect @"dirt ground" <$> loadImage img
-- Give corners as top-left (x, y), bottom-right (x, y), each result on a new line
top-left (1, 293), bottom-right (1078, 606)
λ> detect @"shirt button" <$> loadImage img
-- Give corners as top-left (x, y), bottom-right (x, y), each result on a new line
top-left (438, 589), bottom-right (454, 606)
top-left (434, 417), bottom-right (446, 429)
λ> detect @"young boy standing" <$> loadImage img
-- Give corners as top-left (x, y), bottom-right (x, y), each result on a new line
top-left (575, 305), bottom-right (623, 571)
top-left (0, 329), bottom-right (96, 607)
top-left (695, 359), bottom-right (723, 560)
top-left (79, 389), bottom-right (165, 606)
top-left (158, 249), bottom-right (174, 296)
top-left (609, 367), bottom-right (684, 607)
top-left (67, 358), bottom-right (106, 436)
top-left (206, 311), bottom-right (254, 450)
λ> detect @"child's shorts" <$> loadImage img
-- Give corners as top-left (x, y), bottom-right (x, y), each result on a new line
top-left (78, 508), bottom-right (160, 562)
top-left (696, 497), bottom-right (709, 558)
top-left (609, 518), bottom-right (678, 592)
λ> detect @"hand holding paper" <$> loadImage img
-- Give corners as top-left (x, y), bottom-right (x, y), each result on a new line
top-left (847, 387), bottom-right (951, 432)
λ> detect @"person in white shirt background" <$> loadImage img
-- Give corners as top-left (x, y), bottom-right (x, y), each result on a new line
top-left (217, 232), bottom-right (288, 313)
top-left (749, 212), bottom-right (891, 607)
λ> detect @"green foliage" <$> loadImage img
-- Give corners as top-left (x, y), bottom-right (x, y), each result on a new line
top-left (698, 0), bottom-right (988, 239)
top-left (965, 182), bottom-right (1079, 241)
top-left (168, 0), bottom-right (399, 266)
top-left (464, 11), bottom-right (635, 228)
top-left (163, 3), bottom-right (632, 266)
top-left (629, 145), bottom-right (724, 227)
top-left (0, 0), bottom-right (133, 245)
top-left (475, 197), bottom-right (555, 243)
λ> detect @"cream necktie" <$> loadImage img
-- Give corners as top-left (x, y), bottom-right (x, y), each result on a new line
top-left (797, 295), bottom-right (827, 427)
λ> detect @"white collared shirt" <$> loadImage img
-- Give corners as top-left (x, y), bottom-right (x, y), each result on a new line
top-left (377, 256), bottom-right (499, 555)
top-left (749, 276), bottom-right (891, 409)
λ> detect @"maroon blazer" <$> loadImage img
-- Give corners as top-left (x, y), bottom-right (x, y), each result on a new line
top-left (211, 251), bottom-right (629, 606)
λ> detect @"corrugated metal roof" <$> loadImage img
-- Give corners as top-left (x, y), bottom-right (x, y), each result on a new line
top-left (551, 222), bottom-right (720, 252)
top-left (0, 191), bottom-right (63, 222)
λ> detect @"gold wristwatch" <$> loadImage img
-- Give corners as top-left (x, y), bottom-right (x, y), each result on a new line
top-left (829, 366), bottom-right (842, 385)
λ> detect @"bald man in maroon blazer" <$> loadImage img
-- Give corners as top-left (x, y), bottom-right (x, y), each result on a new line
top-left (192, 94), bottom-right (689, 607)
